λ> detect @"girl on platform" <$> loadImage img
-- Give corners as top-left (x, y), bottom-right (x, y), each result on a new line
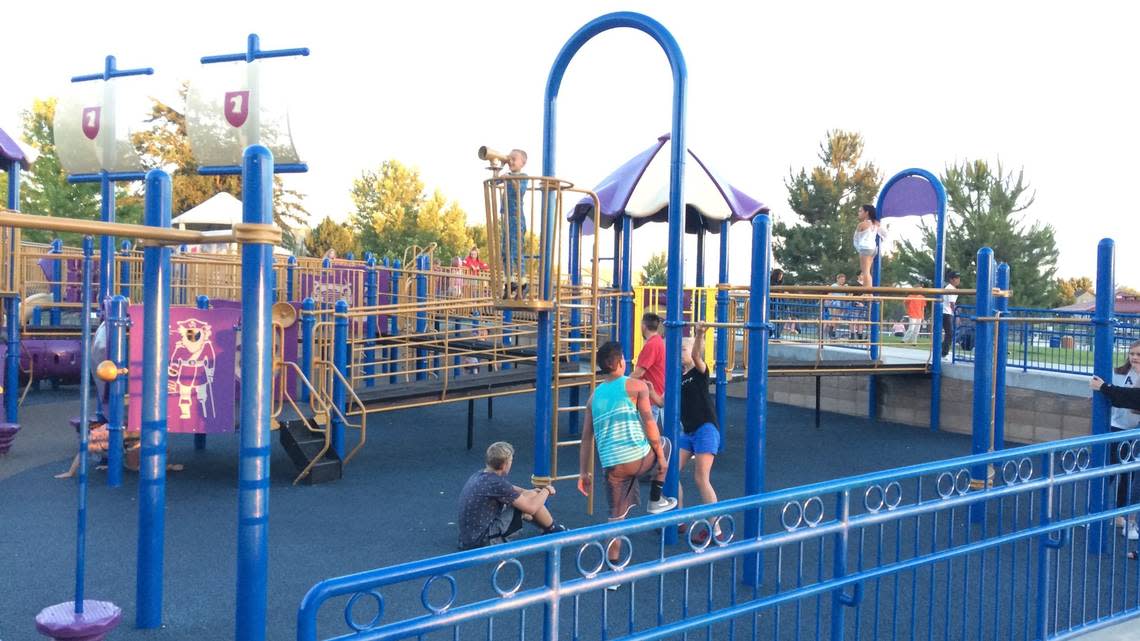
top-left (853, 204), bottom-right (886, 287)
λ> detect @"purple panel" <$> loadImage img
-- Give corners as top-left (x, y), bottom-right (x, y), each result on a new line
top-left (35, 600), bottom-right (122, 640)
top-left (0, 339), bottom-right (84, 384)
top-left (127, 305), bottom-right (239, 434)
top-left (880, 174), bottom-right (939, 219)
top-left (0, 126), bottom-right (30, 170)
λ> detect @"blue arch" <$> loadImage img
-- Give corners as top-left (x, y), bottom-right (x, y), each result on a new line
top-left (535, 12), bottom-right (688, 519)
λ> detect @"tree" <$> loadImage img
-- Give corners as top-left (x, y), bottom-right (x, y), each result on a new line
top-left (306, 216), bottom-right (361, 258)
top-left (0, 98), bottom-right (142, 244)
top-left (775, 130), bottom-right (882, 284)
top-left (1053, 276), bottom-right (1094, 307)
top-left (889, 160), bottom-right (1059, 307)
top-left (640, 252), bottom-right (667, 286)
top-left (133, 87), bottom-right (308, 249)
top-left (349, 160), bottom-right (472, 262)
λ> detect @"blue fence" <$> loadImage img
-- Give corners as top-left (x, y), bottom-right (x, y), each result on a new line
top-left (953, 306), bottom-right (1140, 374)
top-left (298, 430), bottom-right (1140, 641)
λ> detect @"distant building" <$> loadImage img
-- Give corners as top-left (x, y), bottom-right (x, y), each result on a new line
top-left (1054, 292), bottom-right (1140, 314)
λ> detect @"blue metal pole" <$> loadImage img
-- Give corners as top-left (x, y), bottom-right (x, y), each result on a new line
top-left (99, 175), bottom-right (115, 307)
top-left (380, 257), bottom-right (390, 377)
top-left (970, 247), bottom-right (995, 517)
top-left (695, 225), bottom-right (705, 289)
top-left (502, 309), bottom-right (514, 371)
top-left (415, 256), bottom-right (427, 381)
top-left (567, 220), bottom-right (582, 436)
top-left (610, 225), bottom-right (621, 342)
top-left (118, 240), bottom-right (132, 298)
top-left (619, 215), bottom-right (634, 368)
top-left (868, 236), bottom-right (883, 420)
top-left (194, 295), bottom-right (209, 451)
top-left (331, 300), bottom-right (348, 460)
top-left (4, 161), bottom-right (20, 423)
top-left (50, 238), bottom-right (63, 326)
top-left (364, 257), bottom-right (377, 388)
top-left (106, 295), bottom-right (128, 488)
top-left (299, 298), bottom-right (315, 403)
top-left (994, 263), bottom-right (1010, 449)
top-left (389, 260), bottom-right (400, 384)
top-left (1089, 238), bottom-right (1115, 554)
top-left (235, 146), bottom-right (275, 641)
top-left (286, 256), bottom-right (296, 302)
top-left (930, 187), bottom-right (947, 431)
top-left (136, 169), bottom-right (172, 629)
top-left (715, 225), bottom-right (729, 451)
top-left (73, 236), bottom-right (95, 613)
top-left (743, 214), bottom-right (771, 585)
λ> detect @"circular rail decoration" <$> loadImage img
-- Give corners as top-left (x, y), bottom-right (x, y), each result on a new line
top-left (420, 574), bottom-right (457, 615)
top-left (576, 541), bottom-right (607, 579)
top-left (1018, 457), bottom-right (1034, 483)
top-left (780, 500), bottom-right (804, 531)
top-left (936, 472), bottom-right (956, 499)
top-left (1061, 449), bottom-right (1077, 474)
top-left (1076, 447), bottom-right (1091, 471)
top-left (344, 590), bottom-right (385, 632)
top-left (1119, 440), bottom-right (1133, 463)
top-left (954, 469), bottom-right (971, 495)
top-left (606, 536), bottom-right (633, 571)
top-left (864, 484), bottom-right (886, 513)
top-left (803, 496), bottom-right (825, 527)
top-left (883, 481), bottom-right (903, 510)
top-left (492, 558), bottom-right (525, 598)
top-left (687, 519), bottom-right (713, 552)
top-left (712, 514), bottom-right (736, 546)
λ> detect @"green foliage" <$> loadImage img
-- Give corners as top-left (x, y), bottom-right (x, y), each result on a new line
top-left (640, 251), bottom-right (667, 286)
top-left (888, 160), bottom-right (1059, 307)
top-left (349, 160), bottom-right (472, 262)
top-left (306, 216), bottom-right (361, 258)
top-left (775, 130), bottom-right (882, 284)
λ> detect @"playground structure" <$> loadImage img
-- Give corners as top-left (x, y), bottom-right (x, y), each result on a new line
top-left (0, 10), bottom-right (1136, 641)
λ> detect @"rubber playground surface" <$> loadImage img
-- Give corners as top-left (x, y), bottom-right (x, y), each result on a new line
top-left (0, 388), bottom-right (982, 640)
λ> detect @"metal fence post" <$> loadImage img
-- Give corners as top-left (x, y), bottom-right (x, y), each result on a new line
top-left (286, 255), bottom-right (296, 302)
top-left (364, 257), bottom-right (377, 388)
top-left (389, 260), bottom-right (401, 384)
top-left (299, 298), bottom-right (315, 403)
top-left (332, 300), bottom-right (348, 459)
top-left (994, 264), bottom-right (1010, 449)
top-left (970, 248), bottom-right (995, 519)
top-left (106, 295), bottom-right (129, 487)
top-left (743, 214), bottom-right (771, 586)
top-left (1089, 239), bottom-right (1115, 554)
top-left (715, 224), bottom-right (729, 450)
top-left (415, 256), bottom-right (427, 381)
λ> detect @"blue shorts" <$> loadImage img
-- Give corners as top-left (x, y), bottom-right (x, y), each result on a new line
top-left (678, 423), bottom-right (720, 455)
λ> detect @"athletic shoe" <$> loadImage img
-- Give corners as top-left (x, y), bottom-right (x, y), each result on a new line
top-left (647, 496), bottom-right (678, 514)
top-left (544, 524), bottom-right (567, 536)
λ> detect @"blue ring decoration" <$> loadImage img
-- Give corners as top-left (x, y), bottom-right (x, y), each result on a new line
top-left (780, 500), bottom-right (803, 531)
top-left (712, 514), bottom-right (736, 546)
top-left (575, 541), bottom-right (606, 578)
top-left (1076, 447), bottom-right (1091, 471)
top-left (1002, 460), bottom-right (1020, 486)
top-left (1018, 457), bottom-right (1034, 482)
top-left (605, 535), bottom-right (634, 570)
top-left (687, 519), bottom-right (712, 553)
top-left (1061, 449), bottom-right (1078, 474)
top-left (936, 472), bottom-right (956, 499)
top-left (954, 469), bottom-right (971, 495)
top-left (492, 558), bottom-right (525, 598)
top-left (420, 574), bottom-right (457, 615)
top-left (344, 590), bottom-right (384, 632)
top-left (802, 496), bottom-right (825, 527)
top-left (883, 481), bottom-right (903, 510)
top-left (863, 484), bottom-right (885, 513)
top-left (1119, 440), bottom-right (1133, 463)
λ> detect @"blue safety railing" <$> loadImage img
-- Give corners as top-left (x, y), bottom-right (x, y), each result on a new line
top-left (298, 429), bottom-right (1140, 641)
top-left (953, 305), bottom-right (1140, 374)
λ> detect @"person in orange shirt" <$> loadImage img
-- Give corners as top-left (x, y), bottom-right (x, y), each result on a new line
top-left (903, 290), bottom-right (926, 344)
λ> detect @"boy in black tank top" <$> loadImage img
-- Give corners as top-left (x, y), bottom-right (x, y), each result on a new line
top-left (677, 324), bottom-right (722, 543)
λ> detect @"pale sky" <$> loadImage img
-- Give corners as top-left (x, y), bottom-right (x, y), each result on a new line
top-left (3, 1), bottom-right (1137, 288)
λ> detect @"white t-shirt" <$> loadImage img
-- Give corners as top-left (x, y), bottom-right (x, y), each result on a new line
top-left (942, 283), bottom-right (958, 316)
top-left (1111, 370), bottom-right (1140, 429)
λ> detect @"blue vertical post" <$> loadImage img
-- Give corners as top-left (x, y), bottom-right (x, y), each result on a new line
top-left (619, 215), bottom-right (634, 367)
top-left (345, 251), bottom-right (354, 261)
top-left (868, 235), bottom-right (883, 419)
top-left (99, 177), bottom-right (115, 307)
top-left (106, 295), bottom-right (128, 488)
top-left (4, 161), bottom-right (20, 423)
top-left (389, 260), bottom-right (400, 384)
top-left (930, 193), bottom-right (947, 431)
top-left (331, 300), bottom-right (348, 459)
top-left (73, 236), bottom-right (95, 613)
top-left (715, 226), bottom-right (729, 450)
top-left (364, 258), bottom-right (377, 388)
top-left (994, 264), bottom-right (1010, 449)
top-left (299, 298), bottom-right (315, 403)
top-left (502, 309), bottom-right (514, 371)
top-left (694, 225), bottom-right (705, 289)
top-left (743, 214), bottom-right (772, 585)
top-left (415, 256), bottom-right (427, 381)
top-left (49, 238), bottom-right (63, 326)
top-left (193, 295), bottom-right (209, 450)
top-left (136, 169), bottom-right (172, 629)
top-left (610, 227), bottom-right (621, 341)
top-left (567, 220), bottom-right (582, 435)
top-left (1089, 239), bottom-right (1115, 553)
top-left (970, 247), bottom-right (995, 520)
top-left (118, 240), bottom-right (132, 298)
top-left (286, 256), bottom-right (296, 302)
top-left (235, 146), bottom-right (275, 641)
top-left (379, 257), bottom-right (389, 376)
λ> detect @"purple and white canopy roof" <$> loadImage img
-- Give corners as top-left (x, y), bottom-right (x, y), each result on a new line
top-left (568, 134), bottom-right (768, 234)
top-left (0, 127), bottom-right (30, 170)
top-left (878, 170), bottom-right (943, 219)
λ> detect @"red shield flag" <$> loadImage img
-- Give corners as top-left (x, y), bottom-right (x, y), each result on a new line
top-left (81, 106), bottom-right (101, 140)
top-left (224, 90), bottom-right (250, 128)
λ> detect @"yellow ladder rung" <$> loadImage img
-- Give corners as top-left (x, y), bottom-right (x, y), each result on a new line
top-left (556, 371), bottom-right (594, 379)
top-left (551, 473), bottom-right (583, 482)
top-left (556, 439), bottom-right (582, 447)
top-left (557, 405), bottom-right (587, 412)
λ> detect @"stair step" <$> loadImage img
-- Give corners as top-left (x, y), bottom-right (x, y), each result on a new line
top-left (279, 418), bottom-right (342, 485)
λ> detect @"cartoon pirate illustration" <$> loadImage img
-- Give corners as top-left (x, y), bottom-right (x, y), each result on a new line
top-left (167, 318), bottom-right (216, 420)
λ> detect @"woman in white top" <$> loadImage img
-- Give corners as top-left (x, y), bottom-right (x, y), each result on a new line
top-left (853, 204), bottom-right (886, 287)
top-left (1110, 340), bottom-right (1140, 540)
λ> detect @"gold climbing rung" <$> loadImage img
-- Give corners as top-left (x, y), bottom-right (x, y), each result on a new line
top-left (559, 303), bottom-right (595, 309)
top-left (556, 371), bottom-right (594, 379)
top-left (556, 439), bottom-right (582, 447)
top-left (551, 473), bottom-right (583, 482)
top-left (557, 337), bottom-right (595, 344)
top-left (557, 405), bottom-right (587, 412)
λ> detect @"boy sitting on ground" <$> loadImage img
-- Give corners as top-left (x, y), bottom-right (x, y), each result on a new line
top-left (457, 441), bottom-right (565, 550)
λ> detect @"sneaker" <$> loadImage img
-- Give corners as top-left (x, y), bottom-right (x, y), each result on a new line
top-left (647, 496), bottom-right (678, 514)
top-left (544, 523), bottom-right (567, 536)
top-left (690, 527), bottom-right (726, 546)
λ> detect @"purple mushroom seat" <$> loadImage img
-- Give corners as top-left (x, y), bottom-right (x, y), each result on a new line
top-left (35, 600), bottom-right (122, 641)
top-left (0, 422), bottom-right (18, 454)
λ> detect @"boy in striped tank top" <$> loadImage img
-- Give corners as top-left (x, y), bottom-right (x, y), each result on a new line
top-left (579, 342), bottom-right (677, 558)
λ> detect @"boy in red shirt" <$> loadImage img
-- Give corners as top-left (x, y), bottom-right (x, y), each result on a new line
top-left (631, 312), bottom-right (666, 423)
